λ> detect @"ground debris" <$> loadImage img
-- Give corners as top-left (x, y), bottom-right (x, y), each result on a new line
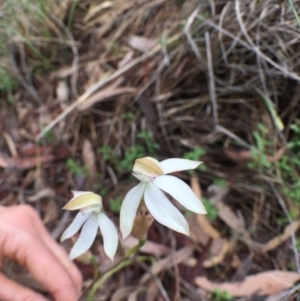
top-left (2, 0), bottom-right (300, 299)
top-left (195, 270), bottom-right (300, 297)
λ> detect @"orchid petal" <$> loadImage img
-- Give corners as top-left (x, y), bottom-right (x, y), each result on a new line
top-left (144, 182), bottom-right (189, 236)
top-left (98, 212), bottom-right (118, 261)
top-left (63, 191), bottom-right (102, 211)
top-left (120, 182), bottom-right (145, 239)
top-left (153, 175), bottom-right (207, 214)
top-left (69, 214), bottom-right (98, 261)
top-left (159, 158), bottom-right (201, 174)
top-left (60, 212), bottom-right (93, 242)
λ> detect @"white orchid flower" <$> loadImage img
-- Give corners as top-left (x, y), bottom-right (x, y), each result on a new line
top-left (61, 191), bottom-right (118, 261)
top-left (120, 157), bottom-right (207, 239)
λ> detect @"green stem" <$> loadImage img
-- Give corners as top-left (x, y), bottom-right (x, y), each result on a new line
top-left (125, 239), bottom-right (145, 258)
top-left (84, 240), bottom-right (146, 301)
top-left (87, 259), bottom-right (133, 301)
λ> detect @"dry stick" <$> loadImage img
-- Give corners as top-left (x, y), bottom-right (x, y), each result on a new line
top-left (37, 33), bottom-right (181, 140)
top-left (218, 2), bottom-right (231, 63)
top-left (216, 125), bottom-right (256, 151)
top-left (205, 31), bottom-right (218, 126)
top-left (184, 7), bottom-right (203, 64)
top-left (12, 36), bottom-right (81, 45)
top-left (269, 182), bottom-right (300, 274)
top-left (185, 9), bottom-right (220, 129)
top-left (209, 0), bottom-right (216, 16)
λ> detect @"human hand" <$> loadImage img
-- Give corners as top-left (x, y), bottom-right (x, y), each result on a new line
top-left (0, 205), bottom-right (82, 301)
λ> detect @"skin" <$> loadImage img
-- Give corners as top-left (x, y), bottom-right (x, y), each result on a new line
top-left (0, 205), bottom-right (82, 301)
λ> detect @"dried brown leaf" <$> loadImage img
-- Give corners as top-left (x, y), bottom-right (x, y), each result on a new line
top-left (216, 202), bottom-right (247, 235)
top-left (188, 215), bottom-right (210, 245)
top-left (195, 270), bottom-right (300, 296)
top-left (208, 185), bottom-right (249, 239)
top-left (268, 147), bottom-right (286, 163)
top-left (189, 179), bottom-right (230, 268)
top-left (128, 35), bottom-right (156, 53)
top-left (262, 220), bottom-right (300, 253)
top-left (224, 147), bottom-right (285, 163)
top-left (3, 131), bottom-right (17, 157)
top-left (182, 257), bottom-right (197, 267)
top-left (203, 239), bottom-right (230, 268)
top-left (191, 176), bottom-right (220, 239)
top-left (43, 199), bottom-right (58, 224)
top-left (118, 50), bottom-right (134, 68)
top-left (224, 148), bottom-right (253, 162)
top-left (190, 175), bottom-right (202, 199)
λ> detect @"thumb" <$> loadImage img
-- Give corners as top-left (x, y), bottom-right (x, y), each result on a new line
top-left (0, 273), bottom-right (50, 301)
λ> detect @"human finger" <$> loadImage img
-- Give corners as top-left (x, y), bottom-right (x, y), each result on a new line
top-left (0, 273), bottom-right (50, 301)
top-left (1, 229), bottom-right (80, 301)
top-left (23, 205), bottom-right (82, 291)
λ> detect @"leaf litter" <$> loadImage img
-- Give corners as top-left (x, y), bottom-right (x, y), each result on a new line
top-left (195, 270), bottom-right (300, 297)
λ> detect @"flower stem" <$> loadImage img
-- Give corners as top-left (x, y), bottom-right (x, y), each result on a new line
top-left (125, 239), bottom-right (145, 257)
top-left (87, 259), bottom-right (133, 301)
top-left (79, 239), bottom-right (146, 301)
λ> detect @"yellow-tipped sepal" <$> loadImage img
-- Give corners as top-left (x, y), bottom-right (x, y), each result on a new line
top-left (133, 157), bottom-right (164, 180)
